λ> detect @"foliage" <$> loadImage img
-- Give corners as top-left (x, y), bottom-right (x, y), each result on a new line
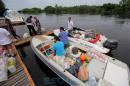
top-left (19, 8), bottom-right (43, 14)
top-left (44, 5), bottom-right (102, 14)
top-left (20, 0), bottom-right (130, 18)
top-left (44, 6), bottom-right (55, 14)
top-left (119, 0), bottom-right (130, 18)
top-left (101, 3), bottom-right (120, 15)
top-left (0, 0), bottom-right (5, 16)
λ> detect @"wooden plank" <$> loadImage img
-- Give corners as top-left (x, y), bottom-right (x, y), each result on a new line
top-left (14, 31), bottom-right (53, 46)
top-left (11, 21), bottom-right (25, 26)
top-left (0, 22), bottom-right (25, 27)
top-left (35, 35), bottom-right (47, 41)
top-left (44, 31), bottom-right (53, 35)
top-left (14, 37), bottom-right (31, 46)
top-left (1, 71), bottom-right (25, 86)
top-left (12, 45), bottom-right (35, 86)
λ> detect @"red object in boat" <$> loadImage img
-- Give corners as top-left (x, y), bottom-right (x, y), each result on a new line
top-left (40, 47), bottom-right (44, 52)
top-left (88, 33), bottom-right (100, 44)
top-left (80, 53), bottom-right (86, 63)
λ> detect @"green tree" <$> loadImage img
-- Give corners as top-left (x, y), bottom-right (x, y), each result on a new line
top-left (119, 0), bottom-right (130, 17)
top-left (20, 8), bottom-right (43, 14)
top-left (55, 4), bottom-right (62, 14)
top-left (0, 0), bottom-right (6, 16)
top-left (101, 3), bottom-right (119, 15)
top-left (19, 1), bottom-right (130, 18)
top-left (44, 6), bottom-right (55, 14)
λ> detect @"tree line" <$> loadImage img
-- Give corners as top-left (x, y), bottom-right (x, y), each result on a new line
top-left (19, 4), bottom-right (119, 15)
top-left (0, 0), bottom-right (130, 18)
top-left (0, 0), bottom-right (6, 16)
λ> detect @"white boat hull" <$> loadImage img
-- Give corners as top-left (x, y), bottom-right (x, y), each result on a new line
top-left (5, 10), bottom-right (24, 22)
top-left (53, 29), bottom-right (110, 54)
top-left (31, 36), bottom-right (87, 86)
top-left (31, 35), bottom-right (130, 86)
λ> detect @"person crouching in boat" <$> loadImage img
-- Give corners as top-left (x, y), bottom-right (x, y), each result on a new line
top-left (0, 27), bottom-right (16, 56)
top-left (52, 36), bottom-right (65, 67)
top-left (59, 27), bottom-right (69, 49)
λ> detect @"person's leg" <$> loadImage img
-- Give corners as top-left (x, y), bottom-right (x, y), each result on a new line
top-left (61, 56), bottom-right (65, 67)
top-left (54, 56), bottom-right (59, 64)
top-left (37, 28), bottom-right (42, 34)
top-left (27, 25), bottom-right (33, 36)
top-left (30, 26), bottom-right (37, 35)
top-left (12, 31), bottom-right (21, 39)
top-left (16, 34), bottom-right (21, 38)
top-left (3, 44), bottom-right (11, 55)
top-left (9, 45), bottom-right (17, 57)
top-left (12, 31), bottom-right (18, 39)
top-left (58, 56), bottom-right (65, 67)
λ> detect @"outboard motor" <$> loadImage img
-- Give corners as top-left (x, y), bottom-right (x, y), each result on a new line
top-left (103, 39), bottom-right (118, 50)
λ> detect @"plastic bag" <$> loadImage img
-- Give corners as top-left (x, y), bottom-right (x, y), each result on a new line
top-left (8, 57), bottom-right (16, 73)
top-left (77, 65), bottom-right (89, 81)
top-left (0, 58), bottom-right (8, 82)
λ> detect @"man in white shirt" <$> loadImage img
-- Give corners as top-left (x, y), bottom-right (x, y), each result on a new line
top-left (67, 17), bottom-right (74, 30)
top-left (0, 27), bottom-right (14, 55)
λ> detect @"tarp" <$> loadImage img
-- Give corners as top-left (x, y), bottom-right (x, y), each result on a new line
top-left (88, 33), bottom-right (100, 44)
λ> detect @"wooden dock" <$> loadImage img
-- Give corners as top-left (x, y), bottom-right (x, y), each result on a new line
top-left (0, 17), bottom-right (35, 86)
top-left (0, 43), bottom-right (35, 86)
top-left (14, 31), bottom-right (53, 46)
top-left (0, 31), bottom-right (53, 86)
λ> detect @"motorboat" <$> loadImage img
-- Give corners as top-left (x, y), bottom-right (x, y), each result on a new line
top-left (54, 28), bottom-right (118, 54)
top-left (4, 10), bottom-right (24, 22)
top-left (31, 35), bottom-right (130, 86)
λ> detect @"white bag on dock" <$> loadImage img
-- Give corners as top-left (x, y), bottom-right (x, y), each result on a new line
top-left (0, 58), bottom-right (8, 82)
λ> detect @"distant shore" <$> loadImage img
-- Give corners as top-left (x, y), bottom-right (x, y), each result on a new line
top-left (19, 2), bottom-right (130, 18)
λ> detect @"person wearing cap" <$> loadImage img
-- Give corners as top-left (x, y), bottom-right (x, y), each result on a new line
top-left (59, 27), bottom-right (69, 48)
top-left (0, 27), bottom-right (16, 55)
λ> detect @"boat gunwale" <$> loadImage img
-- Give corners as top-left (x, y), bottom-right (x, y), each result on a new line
top-left (31, 37), bottom-right (88, 86)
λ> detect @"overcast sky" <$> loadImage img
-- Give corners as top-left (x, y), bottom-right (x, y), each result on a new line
top-left (3, 0), bottom-right (121, 10)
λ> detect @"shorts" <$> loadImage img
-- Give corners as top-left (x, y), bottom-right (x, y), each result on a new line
top-left (54, 56), bottom-right (65, 67)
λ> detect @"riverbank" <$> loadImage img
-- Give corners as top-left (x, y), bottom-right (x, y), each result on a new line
top-left (19, 0), bottom-right (130, 18)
